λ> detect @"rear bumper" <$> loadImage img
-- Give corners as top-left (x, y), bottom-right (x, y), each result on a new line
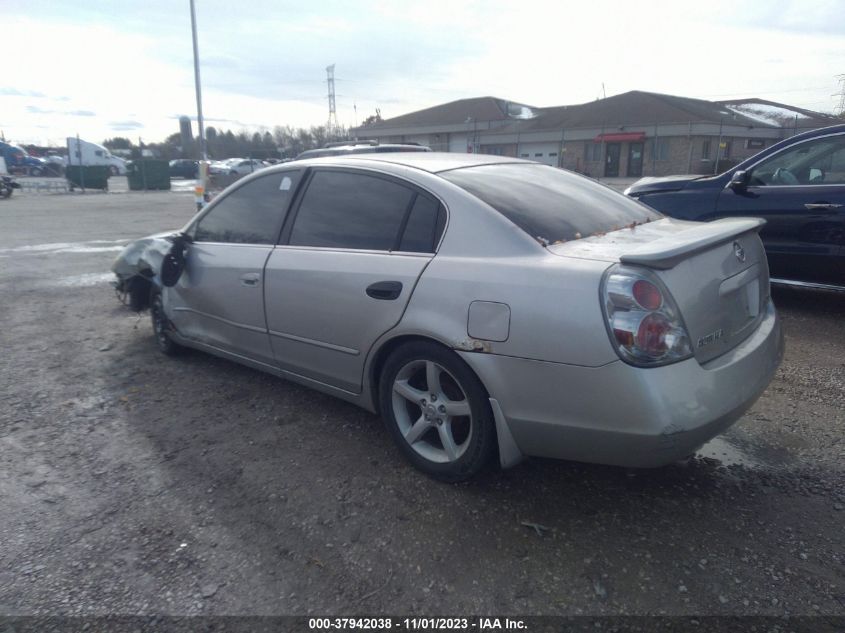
top-left (459, 300), bottom-right (783, 468)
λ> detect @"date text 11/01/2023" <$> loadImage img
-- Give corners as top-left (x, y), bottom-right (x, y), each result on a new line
top-left (308, 617), bottom-right (528, 630)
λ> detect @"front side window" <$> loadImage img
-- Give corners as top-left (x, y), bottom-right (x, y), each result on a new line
top-left (288, 170), bottom-right (415, 250)
top-left (749, 135), bottom-right (845, 186)
top-left (194, 170), bottom-right (300, 244)
top-left (441, 163), bottom-right (661, 244)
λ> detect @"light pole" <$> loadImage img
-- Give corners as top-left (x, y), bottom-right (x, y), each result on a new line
top-left (190, 0), bottom-right (206, 160)
top-left (190, 0), bottom-right (208, 209)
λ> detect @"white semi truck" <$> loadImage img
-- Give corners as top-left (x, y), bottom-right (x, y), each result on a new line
top-left (66, 138), bottom-right (127, 175)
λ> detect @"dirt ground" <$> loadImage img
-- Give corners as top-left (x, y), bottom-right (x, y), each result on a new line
top-left (0, 189), bottom-right (843, 618)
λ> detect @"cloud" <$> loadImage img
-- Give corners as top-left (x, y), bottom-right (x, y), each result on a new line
top-left (110, 120), bottom-right (144, 131)
top-left (26, 105), bottom-right (96, 116)
top-left (2, 87), bottom-right (47, 97)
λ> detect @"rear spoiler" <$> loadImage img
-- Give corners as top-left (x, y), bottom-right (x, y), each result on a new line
top-left (620, 218), bottom-right (765, 270)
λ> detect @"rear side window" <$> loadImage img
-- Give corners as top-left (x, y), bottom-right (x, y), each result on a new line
top-left (194, 170), bottom-right (300, 244)
top-left (441, 163), bottom-right (661, 244)
top-left (399, 194), bottom-right (444, 252)
top-left (289, 170), bottom-right (414, 250)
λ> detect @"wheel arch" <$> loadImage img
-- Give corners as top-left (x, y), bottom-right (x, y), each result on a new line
top-left (366, 332), bottom-right (493, 415)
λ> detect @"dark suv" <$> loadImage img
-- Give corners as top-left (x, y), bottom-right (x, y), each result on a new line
top-left (295, 140), bottom-right (431, 160)
top-left (626, 124), bottom-right (845, 291)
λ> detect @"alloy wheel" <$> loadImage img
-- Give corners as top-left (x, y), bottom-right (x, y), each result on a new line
top-left (391, 359), bottom-right (473, 463)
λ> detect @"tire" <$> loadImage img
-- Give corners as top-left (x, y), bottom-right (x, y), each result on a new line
top-left (110, 165), bottom-right (119, 176)
top-left (150, 291), bottom-right (183, 356)
top-left (379, 341), bottom-right (496, 482)
top-left (31, 167), bottom-right (43, 177)
top-left (0, 186), bottom-right (11, 199)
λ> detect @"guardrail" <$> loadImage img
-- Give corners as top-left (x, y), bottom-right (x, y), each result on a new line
top-left (16, 178), bottom-right (70, 194)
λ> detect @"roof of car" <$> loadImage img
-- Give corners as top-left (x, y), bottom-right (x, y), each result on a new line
top-left (290, 151), bottom-right (529, 174)
top-left (295, 144), bottom-right (432, 159)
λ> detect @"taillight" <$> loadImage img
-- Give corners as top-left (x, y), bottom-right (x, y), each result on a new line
top-left (601, 265), bottom-right (692, 367)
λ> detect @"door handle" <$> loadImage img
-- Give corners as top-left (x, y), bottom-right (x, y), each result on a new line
top-left (804, 203), bottom-right (843, 211)
top-left (240, 272), bottom-right (261, 287)
top-left (366, 281), bottom-right (403, 300)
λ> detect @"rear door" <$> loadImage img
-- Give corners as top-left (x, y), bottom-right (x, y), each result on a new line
top-left (264, 168), bottom-right (445, 393)
top-left (169, 170), bottom-right (302, 364)
top-left (716, 132), bottom-right (845, 286)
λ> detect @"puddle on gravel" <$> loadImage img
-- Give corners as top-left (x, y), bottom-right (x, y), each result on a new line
top-left (697, 436), bottom-right (764, 468)
top-left (696, 435), bottom-right (794, 469)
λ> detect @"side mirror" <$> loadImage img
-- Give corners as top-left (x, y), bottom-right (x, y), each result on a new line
top-left (729, 170), bottom-right (749, 191)
top-left (160, 233), bottom-right (191, 287)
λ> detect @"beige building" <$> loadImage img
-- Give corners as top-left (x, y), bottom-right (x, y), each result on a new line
top-left (352, 91), bottom-right (842, 178)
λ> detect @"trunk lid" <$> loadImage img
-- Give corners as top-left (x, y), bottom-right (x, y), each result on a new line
top-left (549, 217), bottom-right (770, 364)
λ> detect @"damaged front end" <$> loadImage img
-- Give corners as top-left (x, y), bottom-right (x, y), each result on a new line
top-left (111, 231), bottom-right (184, 311)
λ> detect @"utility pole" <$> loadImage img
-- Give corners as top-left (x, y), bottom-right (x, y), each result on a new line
top-left (834, 74), bottom-right (845, 117)
top-left (326, 64), bottom-right (338, 138)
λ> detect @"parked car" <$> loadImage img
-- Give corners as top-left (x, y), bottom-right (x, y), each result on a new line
top-left (625, 124), bottom-right (845, 291)
top-left (43, 151), bottom-right (67, 176)
top-left (169, 159), bottom-right (199, 179)
top-left (295, 141), bottom-right (431, 160)
top-left (209, 158), bottom-right (267, 176)
top-left (112, 153), bottom-right (783, 481)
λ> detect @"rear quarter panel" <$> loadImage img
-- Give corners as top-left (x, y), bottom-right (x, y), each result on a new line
top-left (398, 252), bottom-right (617, 367)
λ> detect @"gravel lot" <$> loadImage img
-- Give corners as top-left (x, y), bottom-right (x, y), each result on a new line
top-left (0, 189), bottom-right (843, 618)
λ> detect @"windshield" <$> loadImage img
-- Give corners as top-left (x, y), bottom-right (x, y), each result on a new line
top-left (441, 163), bottom-right (662, 244)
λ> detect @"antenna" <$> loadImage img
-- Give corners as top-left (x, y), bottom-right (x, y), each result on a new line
top-left (326, 64), bottom-right (338, 137)
top-left (602, 82), bottom-right (606, 99)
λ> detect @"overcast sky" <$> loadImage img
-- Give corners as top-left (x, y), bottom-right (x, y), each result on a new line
top-left (3, 0), bottom-right (844, 146)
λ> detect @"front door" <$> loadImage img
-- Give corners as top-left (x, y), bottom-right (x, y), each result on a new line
top-left (170, 243), bottom-right (275, 363)
top-left (716, 133), bottom-right (845, 286)
top-left (627, 142), bottom-right (644, 177)
top-left (605, 143), bottom-right (621, 177)
top-left (264, 168), bottom-right (445, 393)
top-left (169, 169), bottom-right (302, 364)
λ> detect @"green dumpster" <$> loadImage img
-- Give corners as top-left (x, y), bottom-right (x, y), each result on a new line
top-left (127, 160), bottom-right (171, 191)
top-left (66, 166), bottom-right (110, 191)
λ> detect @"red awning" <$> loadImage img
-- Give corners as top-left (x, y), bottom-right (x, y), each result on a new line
top-left (593, 132), bottom-right (646, 143)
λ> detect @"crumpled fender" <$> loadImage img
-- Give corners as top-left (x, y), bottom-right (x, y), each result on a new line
top-left (111, 231), bottom-right (180, 285)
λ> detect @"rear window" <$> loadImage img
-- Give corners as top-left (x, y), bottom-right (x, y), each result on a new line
top-left (441, 163), bottom-right (661, 244)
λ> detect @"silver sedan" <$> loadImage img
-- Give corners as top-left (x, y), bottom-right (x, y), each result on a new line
top-left (113, 153), bottom-right (784, 481)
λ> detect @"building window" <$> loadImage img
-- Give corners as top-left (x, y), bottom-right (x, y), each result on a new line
top-left (549, 152), bottom-right (558, 157)
top-left (650, 139), bottom-right (669, 161)
top-left (701, 139), bottom-right (711, 159)
top-left (585, 143), bottom-right (602, 162)
top-left (520, 153), bottom-right (529, 158)
top-left (534, 152), bottom-right (543, 157)
top-left (746, 139), bottom-right (765, 150)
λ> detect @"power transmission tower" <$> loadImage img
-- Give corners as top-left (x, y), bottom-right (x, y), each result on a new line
top-left (835, 75), bottom-right (845, 117)
top-left (326, 64), bottom-right (338, 137)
